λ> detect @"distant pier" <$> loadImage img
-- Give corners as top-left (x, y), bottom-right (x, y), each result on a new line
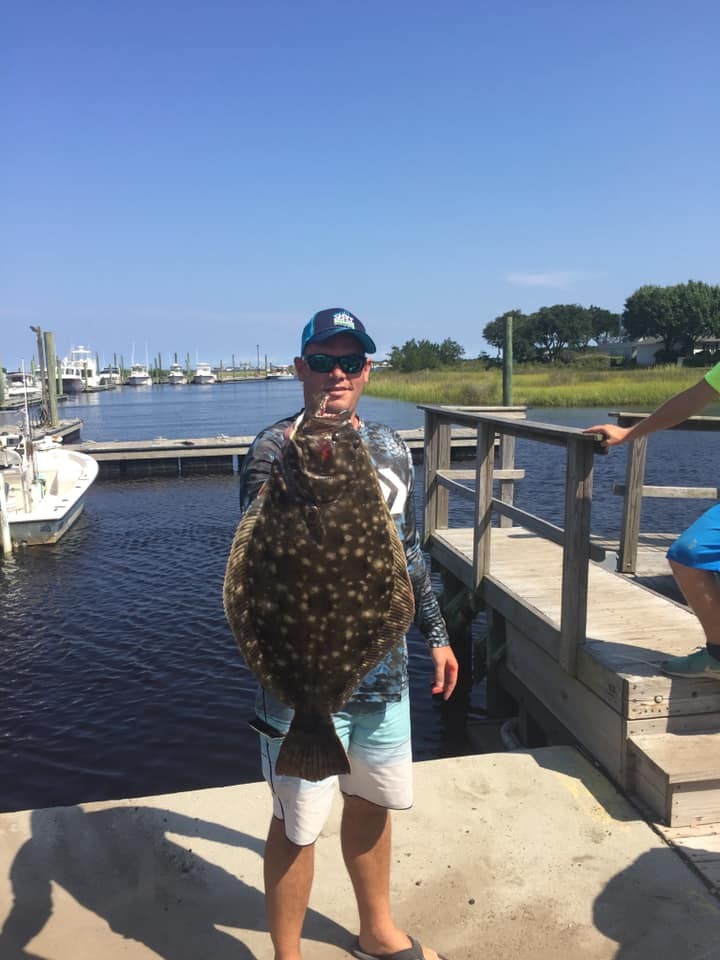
top-left (65, 421), bottom-right (517, 478)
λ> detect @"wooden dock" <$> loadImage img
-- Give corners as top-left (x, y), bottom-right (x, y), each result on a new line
top-left (420, 404), bottom-right (720, 893)
top-left (65, 412), bottom-right (528, 478)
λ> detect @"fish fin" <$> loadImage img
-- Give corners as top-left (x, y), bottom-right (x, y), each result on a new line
top-left (388, 527), bottom-right (416, 630)
top-left (329, 527), bottom-right (416, 710)
top-left (223, 496), bottom-right (265, 669)
top-left (359, 527), bottom-right (415, 677)
top-left (275, 714), bottom-right (351, 781)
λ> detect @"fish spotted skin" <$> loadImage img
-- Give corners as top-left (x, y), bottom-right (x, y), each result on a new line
top-left (223, 393), bottom-right (415, 780)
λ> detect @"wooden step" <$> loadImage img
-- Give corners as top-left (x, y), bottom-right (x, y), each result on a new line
top-left (627, 730), bottom-right (720, 827)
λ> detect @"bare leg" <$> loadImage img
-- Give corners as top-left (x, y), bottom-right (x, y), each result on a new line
top-left (341, 794), bottom-right (441, 960)
top-left (669, 559), bottom-right (720, 646)
top-left (264, 815), bottom-right (314, 960)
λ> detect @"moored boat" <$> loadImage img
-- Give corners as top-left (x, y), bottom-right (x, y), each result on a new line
top-left (167, 363), bottom-right (187, 385)
top-left (0, 433), bottom-right (98, 545)
top-left (126, 363), bottom-right (153, 386)
top-left (61, 346), bottom-right (101, 393)
top-left (99, 365), bottom-right (122, 386)
top-left (192, 362), bottom-right (217, 384)
top-left (4, 371), bottom-right (43, 401)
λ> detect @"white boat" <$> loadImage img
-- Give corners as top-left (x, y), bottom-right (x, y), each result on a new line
top-left (99, 365), bottom-right (122, 386)
top-left (0, 433), bottom-right (98, 545)
top-left (126, 363), bottom-right (153, 386)
top-left (61, 346), bottom-right (101, 394)
top-left (4, 371), bottom-right (43, 401)
top-left (192, 362), bottom-right (217, 385)
top-left (167, 363), bottom-right (187, 385)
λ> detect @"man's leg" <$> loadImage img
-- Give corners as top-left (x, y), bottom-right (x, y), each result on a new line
top-left (341, 794), bottom-right (442, 960)
top-left (264, 814), bottom-right (314, 960)
top-left (669, 559), bottom-right (720, 647)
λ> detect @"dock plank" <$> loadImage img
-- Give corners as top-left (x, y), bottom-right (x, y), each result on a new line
top-left (432, 526), bottom-right (716, 718)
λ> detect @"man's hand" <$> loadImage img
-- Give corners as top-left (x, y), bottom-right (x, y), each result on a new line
top-left (430, 646), bottom-right (459, 700)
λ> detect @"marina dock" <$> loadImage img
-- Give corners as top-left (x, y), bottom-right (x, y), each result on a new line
top-left (65, 414), bottom-right (526, 477)
top-left (420, 403), bottom-right (720, 894)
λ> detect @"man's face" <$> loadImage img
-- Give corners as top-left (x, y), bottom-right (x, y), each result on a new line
top-left (294, 333), bottom-right (371, 420)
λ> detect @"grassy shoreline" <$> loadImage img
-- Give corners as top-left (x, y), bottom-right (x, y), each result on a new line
top-left (365, 365), bottom-right (711, 408)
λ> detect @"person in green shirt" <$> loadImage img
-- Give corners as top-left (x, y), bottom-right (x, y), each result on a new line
top-left (586, 360), bottom-right (720, 679)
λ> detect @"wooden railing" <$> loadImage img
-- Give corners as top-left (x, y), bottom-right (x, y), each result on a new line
top-left (421, 404), bottom-right (605, 676)
top-left (612, 412), bottom-right (720, 574)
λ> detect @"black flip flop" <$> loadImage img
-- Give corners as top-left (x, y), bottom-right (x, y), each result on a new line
top-left (352, 934), bottom-right (449, 960)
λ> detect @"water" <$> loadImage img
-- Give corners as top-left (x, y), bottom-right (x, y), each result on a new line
top-left (0, 385), bottom-right (445, 814)
top-left (2, 385), bottom-right (719, 814)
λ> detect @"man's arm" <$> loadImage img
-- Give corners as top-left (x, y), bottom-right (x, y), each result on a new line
top-left (400, 446), bottom-right (458, 700)
top-left (585, 376), bottom-right (719, 447)
top-left (239, 425), bottom-right (288, 512)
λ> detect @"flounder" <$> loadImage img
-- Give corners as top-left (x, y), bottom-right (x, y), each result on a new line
top-left (223, 393), bottom-right (415, 781)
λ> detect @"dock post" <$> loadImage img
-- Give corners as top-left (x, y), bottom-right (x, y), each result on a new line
top-left (558, 437), bottom-right (594, 675)
top-left (423, 410), bottom-right (450, 547)
top-left (0, 354), bottom-right (4, 407)
top-left (44, 331), bottom-right (59, 427)
top-left (503, 313), bottom-right (513, 406)
top-left (498, 432), bottom-right (516, 528)
top-left (617, 436), bottom-right (647, 574)
top-left (473, 422), bottom-right (495, 589)
top-left (30, 325), bottom-right (50, 420)
top-left (0, 472), bottom-right (12, 556)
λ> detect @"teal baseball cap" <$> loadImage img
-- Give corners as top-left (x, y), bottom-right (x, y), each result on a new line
top-left (300, 308), bottom-right (377, 355)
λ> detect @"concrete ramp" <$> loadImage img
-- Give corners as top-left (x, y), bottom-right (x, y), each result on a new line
top-left (1, 747), bottom-right (718, 959)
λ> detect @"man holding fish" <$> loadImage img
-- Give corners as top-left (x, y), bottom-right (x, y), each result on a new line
top-left (225, 308), bottom-right (457, 960)
top-left (586, 359), bottom-right (720, 679)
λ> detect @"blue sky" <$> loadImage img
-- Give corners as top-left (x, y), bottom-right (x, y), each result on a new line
top-left (3, 1), bottom-right (719, 370)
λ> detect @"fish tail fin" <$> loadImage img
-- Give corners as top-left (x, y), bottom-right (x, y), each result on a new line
top-left (275, 713), bottom-right (350, 781)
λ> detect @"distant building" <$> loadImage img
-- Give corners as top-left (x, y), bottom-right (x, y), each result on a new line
top-left (604, 336), bottom-right (720, 367)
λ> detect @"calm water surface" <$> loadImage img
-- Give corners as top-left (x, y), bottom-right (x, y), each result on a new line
top-left (2, 384), bottom-right (719, 813)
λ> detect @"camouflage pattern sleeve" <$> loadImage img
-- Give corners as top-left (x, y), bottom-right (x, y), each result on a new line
top-left (238, 417), bottom-right (295, 514)
top-left (361, 422), bottom-right (450, 650)
top-left (401, 442), bottom-right (451, 649)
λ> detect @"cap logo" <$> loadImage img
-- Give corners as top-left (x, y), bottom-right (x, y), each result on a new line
top-left (332, 311), bottom-right (356, 329)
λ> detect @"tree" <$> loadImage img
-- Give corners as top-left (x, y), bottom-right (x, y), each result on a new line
top-left (588, 306), bottom-right (622, 345)
top-left (530, 304), bottom-right (593, 362)
top-left (387, 338), bottom-right (465, 372)
top-left (673, 280), bottom-right (720, 352)
top-left (482, 311), bottom-right (537, 363)
top-left (623, 281), bottom-right (720, 357)
top-left (622, 285), bottom-right (677, 353)
top-left (437, 338), bottom-right (465, 365)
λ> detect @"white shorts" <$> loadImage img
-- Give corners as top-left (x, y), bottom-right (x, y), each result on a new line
top-left (255, 689), bottom-right (413, 846)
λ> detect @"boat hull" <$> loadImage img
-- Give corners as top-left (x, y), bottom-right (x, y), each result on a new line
top-left (9, 495), bottom-right (87, 545)
top-left (3, 445), bottom-right (99, 546)
top-left (62, 378), bottom-right (85, 394)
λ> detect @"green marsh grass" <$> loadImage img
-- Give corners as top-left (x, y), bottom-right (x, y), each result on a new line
top-left (365, 365), bottom-right (707, 408)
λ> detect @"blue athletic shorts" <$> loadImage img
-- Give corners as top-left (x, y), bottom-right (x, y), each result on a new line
top-left (667, 502), bottom-right (720, 571)
top-left (254, 688), bottom-right (413, 846)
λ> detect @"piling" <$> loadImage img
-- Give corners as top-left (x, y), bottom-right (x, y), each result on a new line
top-left (0, 477), bottom-right (11, 556)
top-left (31, 325), bottom-right (50, 418)
top-left (44, 331), bottom-right (59, 426)
top-left (503, 313), bottom-right (513, 406)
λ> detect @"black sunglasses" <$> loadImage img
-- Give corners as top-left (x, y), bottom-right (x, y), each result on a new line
top-left (303, 353), bottom-right (367, 374)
